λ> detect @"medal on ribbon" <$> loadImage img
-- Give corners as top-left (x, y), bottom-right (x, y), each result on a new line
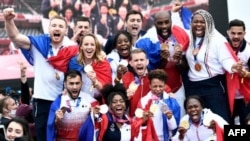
top-left (194, 63), bottom-right (202, 71)
top-left (193, 38), bottom-right (203, 72)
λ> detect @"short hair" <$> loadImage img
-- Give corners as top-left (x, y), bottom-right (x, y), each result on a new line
top-left (5, 117), bottom-right (33, 141)
top-left (49, 15), bottom-right (67, 27)
top-left (125, 10), bottom-right (143, 22)
top-left (183, 95), bottom-right (204, 111)
top-left (129, 48), bottom-right (147, 61)
top-left (113, 31), bottom-right (132, 47)
top-left (74, 16), bottom-right (92, 27)
top-left (148, 69), bottom-right (168, 84)
top-left (64, 70), bottom-right (82, 82)
top-left (228, 19), bottom-right (246, 31)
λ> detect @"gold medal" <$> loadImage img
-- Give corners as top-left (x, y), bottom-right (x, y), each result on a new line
top-left (194, 63), bottom-right (202, 71)
top-left (55, 72), bottom-right (60, 80)
top-left (161, 43), bottom-right (169, 50)
top-left (192, 48), bottom-right (199, 55)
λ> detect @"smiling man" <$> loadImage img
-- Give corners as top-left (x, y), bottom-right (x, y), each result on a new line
top-left (103, 10), bottom-right (145, 55)
top-left (3, 8), bottom-right (78, 141)
top-left (47, 70), bottom-right (98, 141)
top-left (121, 49), bottom-right (171, 117)
top-left (226, 19), bottom-right (250, 125)
top-left (135, 9), bottom-right (190, 117)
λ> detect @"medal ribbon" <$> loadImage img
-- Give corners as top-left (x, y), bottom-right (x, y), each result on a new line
top-left (193, 38), bottom-right (204, 62)
top-left (66, 97), bottom-right (81, 112)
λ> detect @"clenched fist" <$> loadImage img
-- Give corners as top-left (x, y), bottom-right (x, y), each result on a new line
top-left (3, 8), bottom-right (16, 21)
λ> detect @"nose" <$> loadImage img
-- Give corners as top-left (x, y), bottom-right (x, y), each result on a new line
top-left (72, 84), bottom-right (78, 89)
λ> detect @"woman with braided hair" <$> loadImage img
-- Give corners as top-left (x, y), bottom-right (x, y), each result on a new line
top-left (183, 9), bottom-right (243, 123)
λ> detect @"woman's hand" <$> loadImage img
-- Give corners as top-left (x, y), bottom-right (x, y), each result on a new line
top-left (116, 64), bottom-right (128, 80)
top-left (178, 126), bottom-right (187, 140)
top-left (86, 70), bottom-right (96, 81)
top-left (142, 111), bottom-right (153, 124)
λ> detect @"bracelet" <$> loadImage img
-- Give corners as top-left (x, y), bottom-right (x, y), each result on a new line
top-left (21, 74), bottom-right (26, 77)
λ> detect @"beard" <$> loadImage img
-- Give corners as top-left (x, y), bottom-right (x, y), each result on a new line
top-left (67, 89), bottom-right (80, 100)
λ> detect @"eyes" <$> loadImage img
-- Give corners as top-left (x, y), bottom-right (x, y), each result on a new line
top-left (112, 100), bottom-right (125, 104)
top-left (129, 18), bottom-right (142, 23)
top-left (117, 39), bottom-right (130, 44)
top-left (156, 20), bottom-right (170, 26)
top-left (7, 128), bottom-right (22, 135)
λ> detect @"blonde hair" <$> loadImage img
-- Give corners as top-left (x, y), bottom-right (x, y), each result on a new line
top-left (77, 33), bottom-right (103, 64)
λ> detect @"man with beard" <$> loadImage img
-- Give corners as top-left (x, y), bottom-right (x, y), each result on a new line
top-left (135, 9), bottom-right (190, 117)
top-left (3, 8), bottom-right (78, 141)
top-left (226, 19), bottom-right (250, 125)
top-left (47, 70), bottom-right (98, 141)
top-left (121, 49), bottom-right (171, 117)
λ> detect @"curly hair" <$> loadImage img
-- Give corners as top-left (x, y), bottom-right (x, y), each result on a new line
top-left (101, 83), bottom-right (129, 109)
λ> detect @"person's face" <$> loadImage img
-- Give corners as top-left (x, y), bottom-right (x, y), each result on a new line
top-left (125, 14), bottom-right (142, 37)
top-left (129, 52), bottom-right (148, 77)
top-left (100, 5), bottom-right (108, 14)
top-left (227, 26), bottom-right (245, 48)
top-left (191, 14), bottom-right (206, 37)
top-left (81, 4), bottom-right (91, 16)
top-left (64, 75), bottom-right (82, 99)
top-left (80, 36), bottom-right (96, 60)
top-left (155, 14), bottom-right (172, 39)
top-left (149, 78), bottom-right (165, 97)
top-left (6, 122), bottom-right (24, 141)
top-left (186, 98), bottom-right (203, 123)
top-left (48, 18), bottom-right (67, 45)
top-left (119, 7), bottom-right (127, 20)
top-left (110, 94), bottom-right (126, 117)
top-left (7, 98), bottom-right (17, 111)
top-left (116, 34), bottom-right (131, 58)
top-left (74, 21), bottom-right (91, 36)
top-left (65, 9), bottom-right (73, 20)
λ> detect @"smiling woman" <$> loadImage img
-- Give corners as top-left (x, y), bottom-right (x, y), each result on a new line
top-left (68, 33), bottom-right (112, 101)
top-left (4, 117), bottom-right (33, 141)
top-left (172, 95), bottom-right (228, 141)
top-left (78, 83), bottom-right (132, 141)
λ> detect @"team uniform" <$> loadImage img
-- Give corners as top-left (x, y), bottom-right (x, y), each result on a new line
top-left (134, 91), bottom-right (180, 141)
top-left (172, 109), bottom-right (227, 141)
top-left (135, 24), bottom-right (189, 117)
top-left (20, 35), bottom-right (77, 141)
top-left (47, 92), bottom-right (98, 141)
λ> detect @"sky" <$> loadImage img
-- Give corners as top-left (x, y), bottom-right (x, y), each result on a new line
top-left (227, 0), bottom-right (250, 41)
